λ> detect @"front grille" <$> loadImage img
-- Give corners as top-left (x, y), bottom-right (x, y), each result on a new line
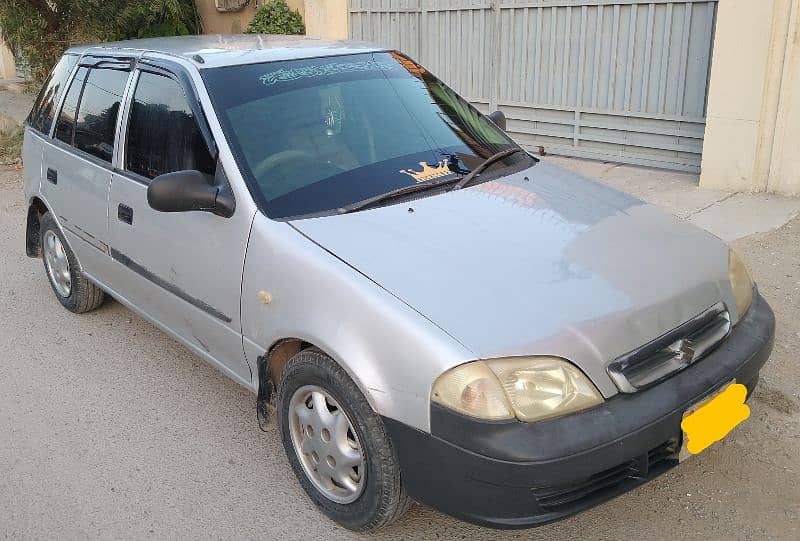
top-left (532, 439), bottom-right (679, 512)
top-left (607, 303), bottom-right (731, 393)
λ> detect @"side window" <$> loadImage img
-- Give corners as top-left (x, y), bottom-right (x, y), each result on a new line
top-left (28, 54), bottom-right (79, 135)
top-left (126, 71), bottom-right (215, 179)
top-left (73, 68), bottom-right (130, 162)
top-left (54, 67), bottom-right (87, 145)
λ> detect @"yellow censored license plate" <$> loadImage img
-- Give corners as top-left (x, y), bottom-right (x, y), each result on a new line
top-left (680, 383), bottom-right (750, 456)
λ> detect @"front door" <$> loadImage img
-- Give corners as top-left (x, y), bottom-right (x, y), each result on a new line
top-left (106, 66), bottom-right (254, 385)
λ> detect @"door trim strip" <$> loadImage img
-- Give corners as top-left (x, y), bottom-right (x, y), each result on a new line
top-left (109, 247), bottom-right (232, 323)
top-left (61, 220), bottom-right (109, 254)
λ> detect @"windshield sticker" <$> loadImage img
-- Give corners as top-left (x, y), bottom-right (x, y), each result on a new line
top-left (323, 95), bottom-right (344, 136)
top-left (259, 60), bottom-right (396, 86)
top-left (399, 160), bottom-right (456, 183)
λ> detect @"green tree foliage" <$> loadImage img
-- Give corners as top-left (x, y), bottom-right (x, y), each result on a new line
top-left (245, 0), bottom-right (305, 35)
top-left (113, 1), bottom-right (202, 40)
top-left (0, 1), bottom-right (202, 83)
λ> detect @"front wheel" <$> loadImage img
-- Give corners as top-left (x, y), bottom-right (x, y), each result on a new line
top-left (277, 349), bottom-right (410, 532)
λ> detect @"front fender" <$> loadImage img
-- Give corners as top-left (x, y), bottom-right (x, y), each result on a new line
top-left (240, 213), bottom-right (475, 432)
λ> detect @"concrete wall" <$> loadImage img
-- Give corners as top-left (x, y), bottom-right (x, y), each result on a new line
top-left (197, 1), bottom-right (348, 41)
top-left (197, 0), bottom-right (305, 34)
top-left (700, 0), bottom-right (800, 195)
top-left (0, 31), bottom-right (16, 80)
top-left (303, 0), bottom-right (348, 40)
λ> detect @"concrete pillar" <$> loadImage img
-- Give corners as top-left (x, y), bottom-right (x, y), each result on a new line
top-left (0, 31), bottom-right (16, 80)
top-left (303, 0), bottom-right (349, 40)
top-left (767, 1), bottom-right (800, 194)
top-left (700, 0), bottom-right (800, 196)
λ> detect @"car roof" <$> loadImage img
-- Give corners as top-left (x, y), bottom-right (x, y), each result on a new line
top-left (66, 34), bottom-right (385, 69)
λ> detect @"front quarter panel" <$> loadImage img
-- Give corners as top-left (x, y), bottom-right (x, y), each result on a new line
top-left (241, 213), bottom-right (476, 432)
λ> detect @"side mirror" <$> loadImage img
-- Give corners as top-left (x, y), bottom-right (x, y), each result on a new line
top-left (147, 169), bottom-right (235, 218)
top-left (488, 110), bottom-right (506, 131)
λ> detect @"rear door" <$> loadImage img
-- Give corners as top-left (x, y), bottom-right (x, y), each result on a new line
top-left (24, 53), bottom-right (79, 198)
top-left (41, 58), bottom-right (133, 274)
top-left (105, 62), bottom-right (253, 385)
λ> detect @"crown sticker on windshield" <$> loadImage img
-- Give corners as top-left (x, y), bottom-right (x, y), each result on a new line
top-left (399, 160), bottom-right (455, 183)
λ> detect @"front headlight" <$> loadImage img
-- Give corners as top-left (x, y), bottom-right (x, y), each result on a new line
top-left (729, 247), bottom-right (754, 318)
top-left (432, 357), bottom-right (604, 422)
top-left (430, 361), bottom-right (514, 420)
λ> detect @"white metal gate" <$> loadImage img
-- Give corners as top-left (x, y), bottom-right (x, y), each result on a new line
top-left (349, 0), bottom-right (717, 172)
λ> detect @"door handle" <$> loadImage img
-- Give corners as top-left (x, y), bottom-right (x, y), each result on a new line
top-left (118, 204), bottom-right (133, 225)
top-left (46, 168), bottom-right (57, 185)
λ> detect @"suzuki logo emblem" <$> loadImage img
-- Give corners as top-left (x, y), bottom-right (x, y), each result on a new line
top-left (670, 339), bottom-right (696, 363)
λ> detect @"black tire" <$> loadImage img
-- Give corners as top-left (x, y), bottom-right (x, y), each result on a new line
top-left (40, 212), bottom-right (105, 313)
top-left (277, 349), bottom-right (411, 532)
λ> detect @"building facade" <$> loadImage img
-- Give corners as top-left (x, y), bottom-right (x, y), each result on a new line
top-left (699, 0), bottom-right (800, 195)
top-left (198, 0), bottom-right (306, 34)
top-left (334, 0), bottom-right (800, 195)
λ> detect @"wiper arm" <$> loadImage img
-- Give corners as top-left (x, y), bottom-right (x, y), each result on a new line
top-left (453, 148), bottom-right (526, 191)
top-left (338, 148), bottom-right (526, 214)
top-left (338, 176), bottom-right (463, 214)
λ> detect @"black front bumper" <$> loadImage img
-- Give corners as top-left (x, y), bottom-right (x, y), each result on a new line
top-left (384, 292), bottom-right (775, 529)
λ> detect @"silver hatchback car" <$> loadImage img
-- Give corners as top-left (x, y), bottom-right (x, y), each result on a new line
top-left (23, 35), bottom-right (774, 532)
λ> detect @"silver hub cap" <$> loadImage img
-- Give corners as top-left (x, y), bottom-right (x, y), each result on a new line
top-left (288, 385), bottom-right (366, 504)
top-left (43, 230), bottom-right (72, 298)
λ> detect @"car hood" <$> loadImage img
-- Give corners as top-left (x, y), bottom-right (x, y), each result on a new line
top-left (289, 161), bottom-right (733, 397)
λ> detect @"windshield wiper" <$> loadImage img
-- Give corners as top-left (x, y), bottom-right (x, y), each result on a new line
top-left (337, 148), bottom-right (526, 214)
top-left (452, 148), bottom-right (526, 191)
top-left (338, 175), bottom-right (463, 214)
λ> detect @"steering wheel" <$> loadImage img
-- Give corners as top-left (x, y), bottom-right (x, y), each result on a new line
top-left (252, 149), bottom-right (347, 201)
top-left (252, 149), bottom-right (317, 181)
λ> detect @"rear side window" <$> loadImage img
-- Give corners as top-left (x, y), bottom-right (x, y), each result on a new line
top-left (28, 54), bottom-right (79, 135)
top-left (73, 68), bottom-right (129, 162)
top-left (125, 71), bottom-right (214, 179)
top-left (54, 67), bottom-right (87, 145)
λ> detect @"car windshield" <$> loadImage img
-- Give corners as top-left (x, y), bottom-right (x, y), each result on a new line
top-left (202, 51), bottom-right (534, 219)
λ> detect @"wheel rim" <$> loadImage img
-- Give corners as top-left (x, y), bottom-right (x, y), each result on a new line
top-left (288, 385), bottom-right (366, 504)
top-left (43, 230), bottom-right (72, 298)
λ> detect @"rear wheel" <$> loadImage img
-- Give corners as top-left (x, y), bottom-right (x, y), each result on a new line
top-left (277, 349), bottom-right (410, 532)
top-left (40, 212), bottom-right (105, 313)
